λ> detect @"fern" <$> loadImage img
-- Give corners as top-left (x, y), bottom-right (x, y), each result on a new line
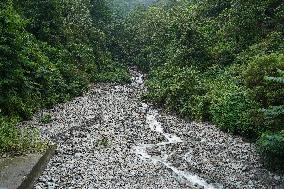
top-left (264, 69), bottom-right (284, 84)
top-left (261, 105), bottom-right (284, 119)
top-left (261, 69), bottom-right (284, 131)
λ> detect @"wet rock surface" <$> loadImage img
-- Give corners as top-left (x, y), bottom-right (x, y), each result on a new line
top-left (21, 70), bottom-right (283, 189)
top-left (0, 154), bottom-right (42, 189)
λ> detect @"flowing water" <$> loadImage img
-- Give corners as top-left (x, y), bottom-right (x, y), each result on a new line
top-left (31, 69), bottom-right (283, 188)
top-left (132, 72), bottom-right (223, 189)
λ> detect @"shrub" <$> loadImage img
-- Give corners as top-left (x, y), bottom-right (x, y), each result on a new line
top-left (260, 69), bottom-right (284, 134)
top-left (145, 65), bottom-right (208, 120)
top-left (208, 74), bottom-right (261, 137)
top-left (257, 131), bottom-right (284, 171)
top-left (40, 113), bottom-right (52, 124)
top-left (242, 53), bottom-right (284, 107)
top-left (93, 61), bottom-right (131, 83)
top-left (114, 2), bottom-right (209, 71)
top-left (0, 116), bottom-right (44, 155)
top-left (109, 0), bottom-right (284, 171)
top-left (0, 0), bottom-right (129, 155)
top-left (0, 3), bottom-right (49, 119)
top-left (226, 53), bottom-right (284, 135)
top-left (260, 105), bottom-right (284, 132)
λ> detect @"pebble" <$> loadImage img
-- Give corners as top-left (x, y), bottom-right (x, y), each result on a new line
top-left (18, 69), bottom-right (283, 189)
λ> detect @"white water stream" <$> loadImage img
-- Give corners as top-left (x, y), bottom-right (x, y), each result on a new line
top-left (130, 71), bottom-right (222, 189)
top-left (134, 103), bottom-right (223, 189)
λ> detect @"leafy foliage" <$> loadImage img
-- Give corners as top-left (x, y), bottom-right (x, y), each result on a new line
top-left (258, 68), bottom-right (284, 143)
top-left (257, 131), bottom-right (284, 171)
top-left (208, 77), bottom-right (261, 137)
top-left (1, 0), bottom-right (283, 169)
top-left (40, 113), bottom-right (52, 124)
top-left (0, 116), bottom-right (45, 155)
top-left (145, 65), bottom-right (208, 120)
top-left (111, 0), bottom-right (284, 169)
top-left (0, 0), bottom-right (130, 155)
top-left (242, 53), bottom-right (284, 107)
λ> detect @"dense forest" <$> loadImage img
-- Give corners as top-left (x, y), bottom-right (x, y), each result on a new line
top-left (112, 0), bottom-right (284, 170)
top-left (0, 0), bottom-right (130, 154)
top-left (0, 0), bottom-right (283, 172)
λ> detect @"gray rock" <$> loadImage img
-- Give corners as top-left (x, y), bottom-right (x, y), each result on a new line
top-left (16, 68), bottom-right (283, 189)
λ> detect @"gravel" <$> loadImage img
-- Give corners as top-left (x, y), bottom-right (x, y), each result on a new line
top-left (20, 69), bottom-right (283, 189)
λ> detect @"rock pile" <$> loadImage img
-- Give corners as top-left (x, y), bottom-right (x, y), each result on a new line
top-left (20, 69), bottom-right (283, 189)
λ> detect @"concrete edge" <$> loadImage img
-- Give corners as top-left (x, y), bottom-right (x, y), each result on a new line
top-left (18, 145), bottom-right (57, 189)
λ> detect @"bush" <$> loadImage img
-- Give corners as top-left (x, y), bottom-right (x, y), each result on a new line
top-left (114, 2), bottom-right (209, 71)
top-left (145, 65), bottom-right (208, 121)
top-left (93, 62), bottom-right (131, 83)
top-left (257, 131), bottom-right (284, 171)
top-left (0, 3), bottom-right (50, 118)
top-left (40, 113), bottom-right (52, 124)
top-left (226, 53), bottom-right (284, 135)
top-left (0, 0), bottom-right (129, 155)
top-left (261, 105), bottom-right (284, 132)
top-left (109, 0), bottom-right (284, 171)
top-left (260, 69), bottom-right (284, 134)
top-left (0, 116), bottom-right (44, 155)
top-left (208, 74), bottom-right (261, 137)
top-left (242, 53), bottom-right (284, 107)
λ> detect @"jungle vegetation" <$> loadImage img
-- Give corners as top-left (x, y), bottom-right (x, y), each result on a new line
top-left (111, 0), bottom-right (284, 170)
top-left (0, 0), bottom-right (283, 170)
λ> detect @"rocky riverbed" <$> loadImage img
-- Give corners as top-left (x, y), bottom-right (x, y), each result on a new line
top-left (21, 69), bottom-right (283, 189)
